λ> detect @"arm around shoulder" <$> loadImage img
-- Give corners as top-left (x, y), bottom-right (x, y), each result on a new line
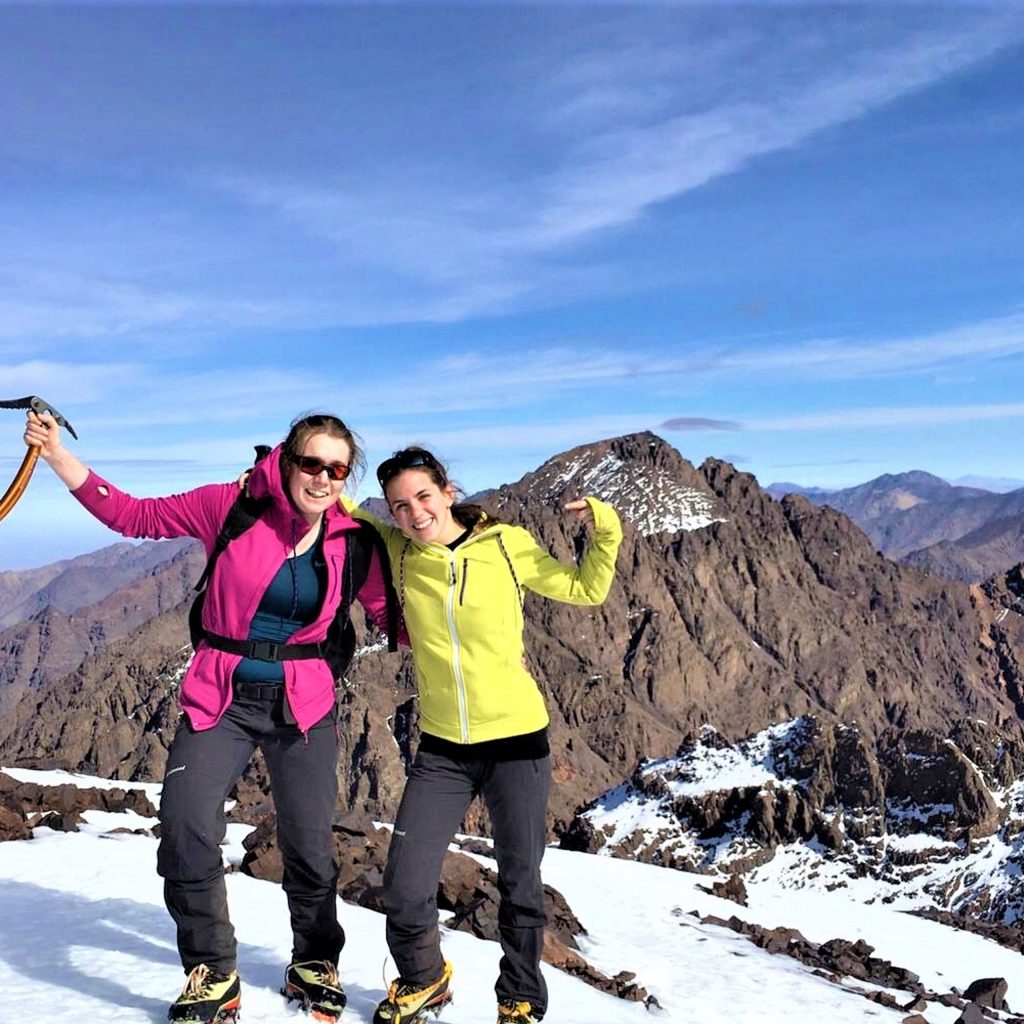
top-left (340, 494), bottom-right (404, 553)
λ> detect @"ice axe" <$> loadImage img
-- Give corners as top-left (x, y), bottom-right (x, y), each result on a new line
top-left (0, 395), bottom-right (78, 524)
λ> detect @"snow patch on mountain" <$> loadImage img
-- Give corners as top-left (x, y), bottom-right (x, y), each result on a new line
top-left (543, 450), bottom-right (727, 536)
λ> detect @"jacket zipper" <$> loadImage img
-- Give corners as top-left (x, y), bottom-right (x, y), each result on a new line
top-left (444, 554), bottom-right (471, 742)
top-left (459, 558), bottom-right (468, 605)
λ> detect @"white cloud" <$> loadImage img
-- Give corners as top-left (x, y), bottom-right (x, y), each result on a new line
top-left (749, 401), bottom-right (1024, 433)
top-left (713, 309), bottom-right (1024, 379)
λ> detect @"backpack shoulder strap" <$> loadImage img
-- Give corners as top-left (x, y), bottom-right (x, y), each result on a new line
top-left (193, 491), bottom-right (270, 594)
top-left (193, 445), bottom-right (274, 595)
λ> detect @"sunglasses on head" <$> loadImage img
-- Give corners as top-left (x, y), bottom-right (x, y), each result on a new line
top-left (288, 453), bottom-right (351, 482)
top-left (376, 449), bottom-right (442, 490)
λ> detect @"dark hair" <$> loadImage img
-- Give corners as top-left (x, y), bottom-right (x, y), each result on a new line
top-left (377, 445), bottom-right (494, 530)
top-left (282, 412), bottom-right (365, 487)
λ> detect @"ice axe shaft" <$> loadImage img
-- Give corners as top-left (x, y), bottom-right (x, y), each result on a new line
top-left (0, 447), bottom-right (41, 523)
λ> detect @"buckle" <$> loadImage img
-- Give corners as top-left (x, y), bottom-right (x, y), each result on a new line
top-left (249, 640), bottom-right (280, 661)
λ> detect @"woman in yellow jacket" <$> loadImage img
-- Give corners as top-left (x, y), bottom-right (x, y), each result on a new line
top-left (360, 447), bottom-right (622, 1024)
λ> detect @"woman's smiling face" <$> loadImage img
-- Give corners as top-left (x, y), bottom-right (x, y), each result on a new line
top-left (386, 468), bottom-right (462, 545)
top-left (285, 432), bottom-right (352, 524)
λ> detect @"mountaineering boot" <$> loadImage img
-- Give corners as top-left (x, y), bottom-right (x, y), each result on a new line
top-left (372, 961), bottom-right (453, 1024)
top-left (168, 964), bottom-right (241, 1023)
top-left (496, 1001), bottom-right (542, 1024)
top-left (283, 960), bottom-right (347, 1021)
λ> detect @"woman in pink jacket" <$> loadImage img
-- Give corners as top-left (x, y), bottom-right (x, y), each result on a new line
top-left (25, 410), bottom-right (395, 1024)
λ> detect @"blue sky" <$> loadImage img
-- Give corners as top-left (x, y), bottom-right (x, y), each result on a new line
top-left (2, 3), bottom-right (1024, 569)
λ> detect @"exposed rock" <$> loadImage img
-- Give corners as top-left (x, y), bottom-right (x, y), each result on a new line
top-left (880, 730), bottom-right (1002, 840)
top-left (35, 809), bottom-right (83, 832)
top-left (0, 774), bottom-right (157, 819)
top-left (562, 710), bottom-right (1024, 931)
top-left (708, 873), bottom-right (747, 906)
top-left (962, 978), bottom-right (1008, 1010)
top-left (956, 1003), bottom-right (988, 1024)
top-left (701, 913), bottom-right (925, 999)
top-left (0, 802), bottom-right (30, 841)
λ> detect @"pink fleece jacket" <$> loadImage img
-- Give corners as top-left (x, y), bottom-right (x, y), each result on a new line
top-left (71, 444), bottom-right (395, 733)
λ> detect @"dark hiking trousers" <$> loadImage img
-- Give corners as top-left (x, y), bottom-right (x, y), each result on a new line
top-left (157, 684), bottom-right (344, 974)
top-left (383, 750), bottom-right (551, 1014)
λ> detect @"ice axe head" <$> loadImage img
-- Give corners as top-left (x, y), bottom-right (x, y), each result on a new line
top-left (0, 394), bottom-right (78, 524)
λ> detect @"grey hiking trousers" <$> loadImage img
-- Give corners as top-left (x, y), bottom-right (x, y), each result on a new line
top-left (157, 682), bottom-right (344, 974)
top-left (383, 749), bottom-right (551, 1014)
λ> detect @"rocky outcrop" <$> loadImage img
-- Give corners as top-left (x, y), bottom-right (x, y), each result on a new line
top-left (561, 717), bottom-right (890, 868)
top-left (0, 772), bottom-right (157, 837)
top-left (563, 714), bottom-right (1024, 928)
top-left (880, 729), bottom-right (1002, 839)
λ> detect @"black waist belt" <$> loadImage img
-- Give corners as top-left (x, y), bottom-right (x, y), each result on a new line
top-left (232, 679), bottom-right (285, 701)
top-left (203, 632), bottom-right (326, 662)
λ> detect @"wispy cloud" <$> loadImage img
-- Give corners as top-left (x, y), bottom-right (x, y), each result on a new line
top-left (749, 402), bottom-right (1024, 432)
top-left (13, 296), bottom-right (1024, 456)
top-left (711, 310), bottom-right (1024, 379)
top-left (0, 264), bottom-right (298, 345)
top-left (205, 14), bottom-right (1023, 326)
top-left (0, 360), bottom-right (146, 404)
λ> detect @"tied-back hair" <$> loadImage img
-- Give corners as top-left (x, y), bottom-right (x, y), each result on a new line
top-left (381, 445), bottom-right (499, 531)
top-left (282, 412), bottom-right (366, 487)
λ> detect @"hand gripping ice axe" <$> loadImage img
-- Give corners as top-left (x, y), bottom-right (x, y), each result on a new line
top-left (0, 395), bottom-right (78, 524)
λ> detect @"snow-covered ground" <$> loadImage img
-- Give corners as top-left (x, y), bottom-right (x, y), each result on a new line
top-left (1, 766), bottom-right (1021, 1024)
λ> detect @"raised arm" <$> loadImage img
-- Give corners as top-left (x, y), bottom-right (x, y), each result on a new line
top-left (24, 410), bottom-right (88, 490)
top-left (26, 410), bottom-right (230, 544)
top-left (510, 497), bottom-right (623, 605)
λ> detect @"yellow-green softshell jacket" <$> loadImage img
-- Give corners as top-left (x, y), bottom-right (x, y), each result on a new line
top-left (348, 497), bottom-right (623, 744)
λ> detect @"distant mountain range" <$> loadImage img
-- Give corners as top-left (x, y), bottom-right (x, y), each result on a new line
top-left (0, 537), bottom-right (196, 629)
top-left (767, 470), bottom-right (1024, 582)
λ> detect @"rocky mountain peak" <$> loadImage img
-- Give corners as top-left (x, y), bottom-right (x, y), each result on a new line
top-left (495, 431), bottom-right (727, 537)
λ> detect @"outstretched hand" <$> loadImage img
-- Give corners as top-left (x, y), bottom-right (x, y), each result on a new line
top-left (563, 499), bottom-right (594, 528)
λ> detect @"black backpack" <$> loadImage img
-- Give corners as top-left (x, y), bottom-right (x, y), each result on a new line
top-left (188, 447), bottom-right (399, 680)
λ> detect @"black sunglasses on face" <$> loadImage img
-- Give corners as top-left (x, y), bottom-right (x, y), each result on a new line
top-left (288, 453), bottom-right (351, 482)
top-left (376, 450), bottom-right (442, 490)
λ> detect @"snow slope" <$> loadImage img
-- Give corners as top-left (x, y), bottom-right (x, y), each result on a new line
top-left (1, 767), bottom-right (1021, 1024)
